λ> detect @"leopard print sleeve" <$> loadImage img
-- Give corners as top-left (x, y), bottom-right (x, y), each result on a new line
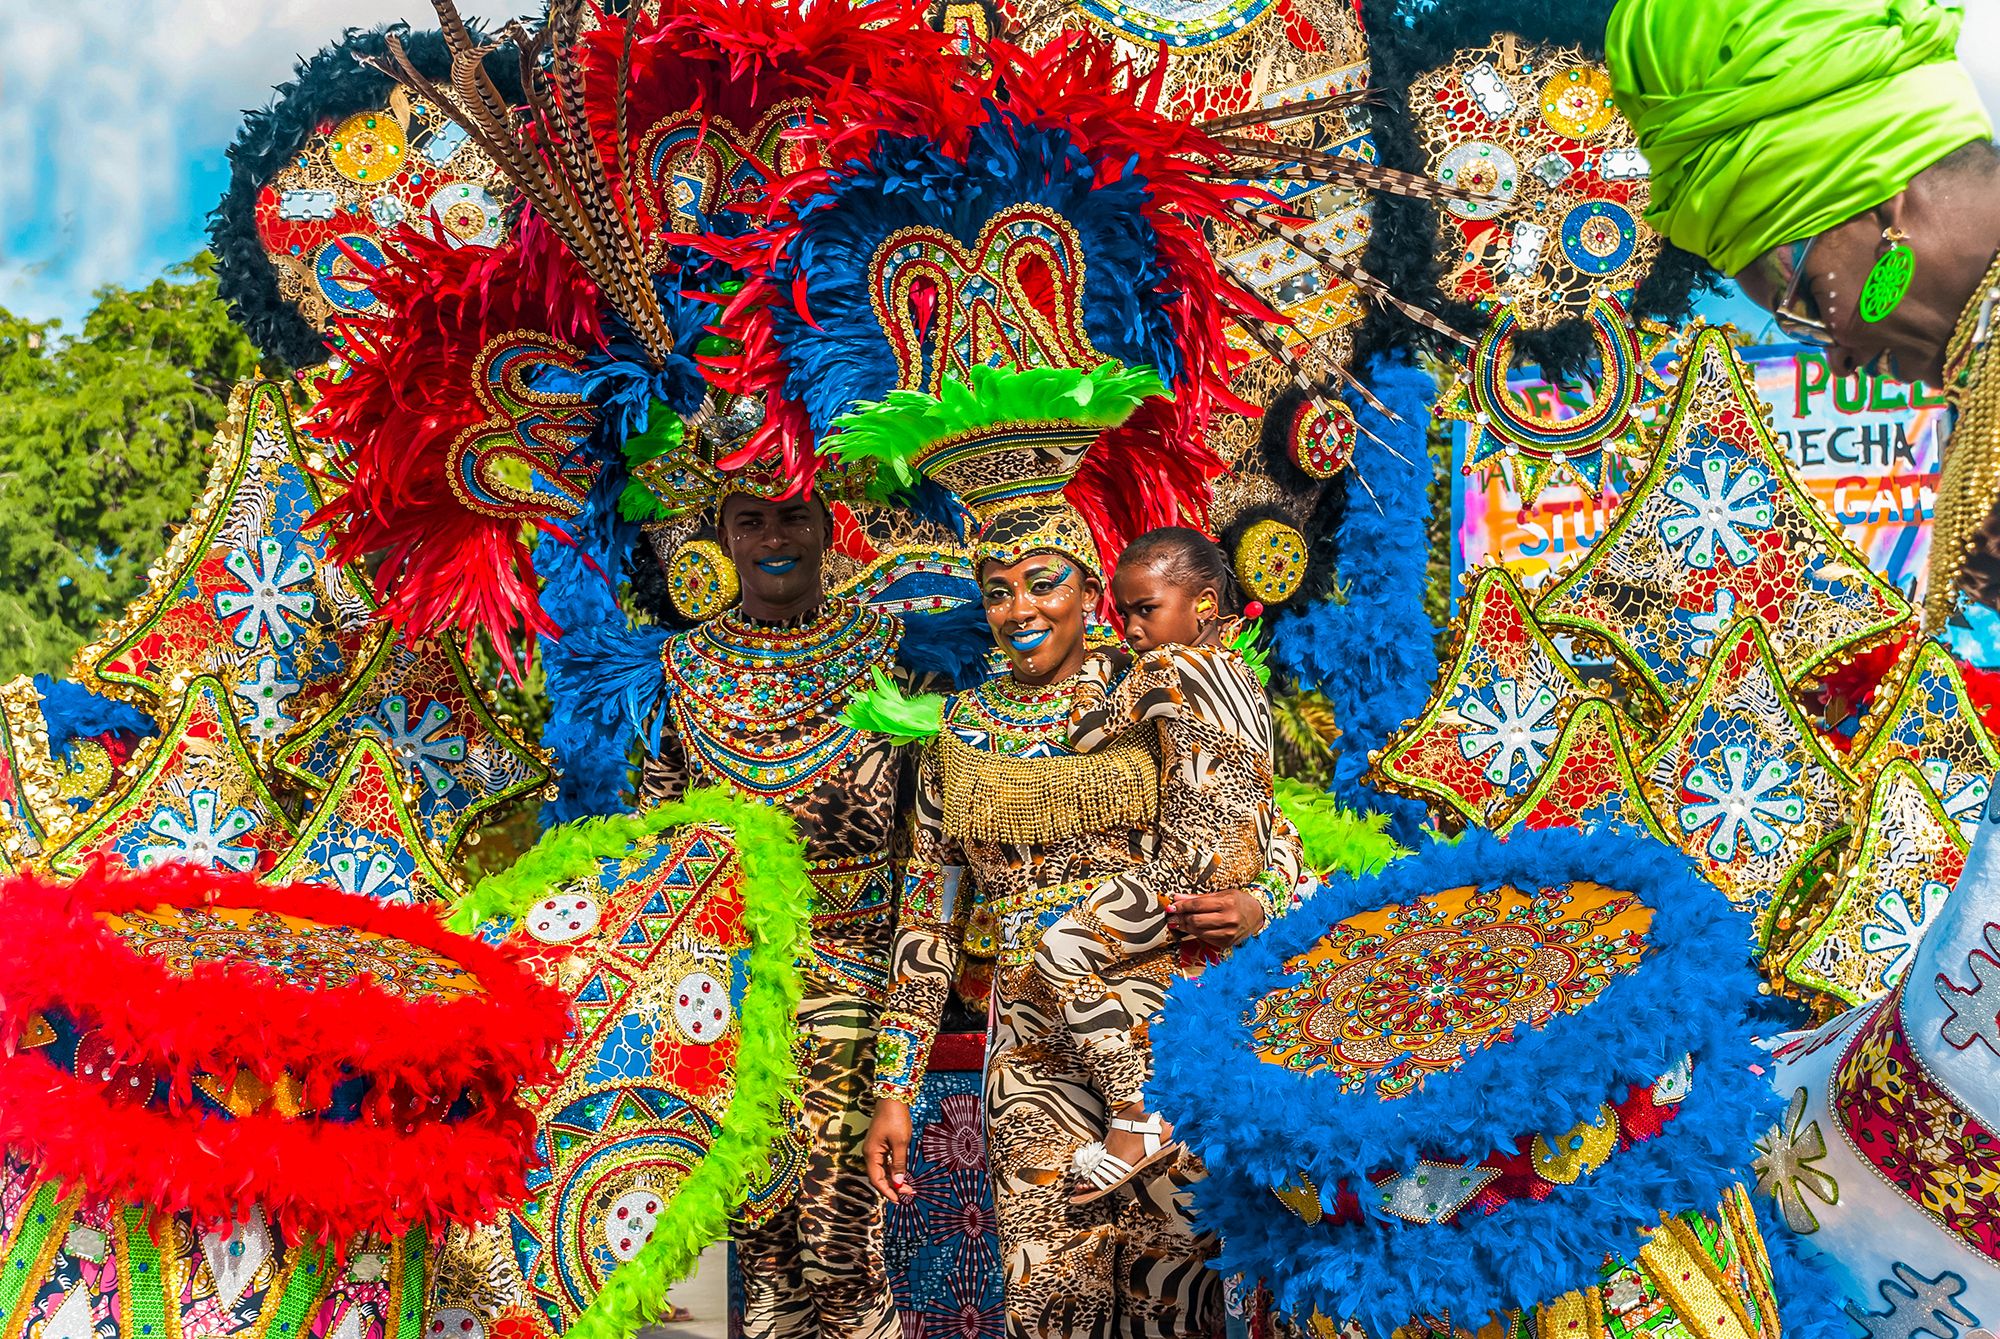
top-left (636, 709), bottom-right (692, 810)
top-left (874, 740), bottom-right (970, 1103)
top-left (1067, 649), bottom-right (1185, 753)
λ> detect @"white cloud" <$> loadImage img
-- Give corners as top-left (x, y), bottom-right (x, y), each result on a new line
top-left (0, 0), bottom-right (520, 330)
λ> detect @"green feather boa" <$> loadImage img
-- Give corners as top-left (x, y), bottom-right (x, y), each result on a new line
top-left (840, 667), bottom-right (946, 741)
top-left (829, 362), bottom-right (1169, 500)
top-left (450, 785), bottom-right (812, 1339)
top-left (1274, 777), bottom-right (1407, 879)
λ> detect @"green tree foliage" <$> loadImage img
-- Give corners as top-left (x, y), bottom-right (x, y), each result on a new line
top-left (0, 254), bottom-right (261, 679)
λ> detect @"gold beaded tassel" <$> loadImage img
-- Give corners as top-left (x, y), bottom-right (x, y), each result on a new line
top-left (1922, 251), bottom-right (2000, 635)
top-left (936, 730), bottom-right (1161, 846)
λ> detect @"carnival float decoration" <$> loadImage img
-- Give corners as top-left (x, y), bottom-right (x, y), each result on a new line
top-left (12, 0), bottom-right (2000, 1332)
top-left (1153, 827), bottom-right (1841, 1339)
top-left (0, 861), bottom-right (569, 1339)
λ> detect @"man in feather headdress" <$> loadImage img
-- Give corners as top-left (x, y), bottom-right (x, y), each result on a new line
top-left (1607, 0), bottom-right (2000, 623)
top-left (636, 461), bottom-right (934, 1339)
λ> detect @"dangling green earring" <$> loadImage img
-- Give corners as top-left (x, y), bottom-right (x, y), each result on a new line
top-left (1859, 226), bottom-right (1916, 323)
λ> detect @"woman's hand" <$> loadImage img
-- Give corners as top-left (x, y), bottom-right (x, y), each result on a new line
top-left (1169, 889), bottom-right (1267, 951)
top-left (865, 1099), bottom-right (917, 1203)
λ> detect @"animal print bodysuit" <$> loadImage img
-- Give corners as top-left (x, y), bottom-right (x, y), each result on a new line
top-left (874, 668), bottom-right (1302, 1339)
top-left (640, 598), bottom-right (909, 1339)
top-left (1046, 642), bottom-right (1299, 1107)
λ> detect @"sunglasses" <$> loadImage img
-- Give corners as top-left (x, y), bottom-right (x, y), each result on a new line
top-left (1770, 236), bottom-right (1834, 347)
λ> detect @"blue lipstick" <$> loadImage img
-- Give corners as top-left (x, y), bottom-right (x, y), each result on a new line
top-left (756, 557), bottom-right (799, 575)
top-left (1008, 628), bottom-right (1050, 652)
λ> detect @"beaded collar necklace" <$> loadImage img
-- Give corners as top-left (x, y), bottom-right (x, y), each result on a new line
top-left (666, 600), bottom-right (897, 803)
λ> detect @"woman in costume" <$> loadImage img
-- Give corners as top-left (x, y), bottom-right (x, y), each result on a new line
top-left (862, 485), bottom-right (1297, 1339)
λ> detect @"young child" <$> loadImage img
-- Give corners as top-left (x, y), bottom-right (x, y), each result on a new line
top-left (1045, 526), bottom-right (1301, 1205)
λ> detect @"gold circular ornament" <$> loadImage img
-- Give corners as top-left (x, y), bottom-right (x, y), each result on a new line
top-left (1234, 519), bottom-right (1308, 605)
top-left (327, 112), bottom-right (409, 184)
top-left (668, 539), bottom-right (739, 621)
top-left (1539, 66), bottom-right (1616, 141)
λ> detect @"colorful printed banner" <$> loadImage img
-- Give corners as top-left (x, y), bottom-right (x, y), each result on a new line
top-left (1453, 346), bottom-right (1949, 606)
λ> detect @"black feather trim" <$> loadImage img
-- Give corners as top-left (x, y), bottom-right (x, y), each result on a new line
top-left (206, 26), bottom-right (523, 370)
top-left (1352, 0), bottom-right (1719, 379)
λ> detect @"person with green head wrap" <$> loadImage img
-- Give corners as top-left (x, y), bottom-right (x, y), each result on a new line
top-left (1608, 0), bottom-right (2000, 630)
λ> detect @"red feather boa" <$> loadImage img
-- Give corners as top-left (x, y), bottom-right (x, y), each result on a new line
top-left (0, 862), bottom-right (567, 1138)
top-left (0, 1054), bottom-right (538, 1247)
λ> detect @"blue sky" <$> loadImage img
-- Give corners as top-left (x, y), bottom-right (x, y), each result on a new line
top-left (1, 3), bottom-right (1997, 334)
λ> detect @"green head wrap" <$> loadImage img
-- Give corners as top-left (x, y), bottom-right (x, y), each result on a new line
top-left (1606, 0), bottom-right (1992, 277)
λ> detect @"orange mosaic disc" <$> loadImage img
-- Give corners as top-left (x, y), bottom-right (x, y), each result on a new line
top-left (1248, 881), bottom-right (1651, 1097)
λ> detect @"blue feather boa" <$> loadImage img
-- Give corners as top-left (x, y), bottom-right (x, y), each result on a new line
top-left (33, 676), bottom-right (157, 763)
top-left (1151, 826), bottom-right (1782, 1328)
top-left (1271, 354), bottom-right (1436, 846)
top-left (770, 114), bottom-right (1182, 437)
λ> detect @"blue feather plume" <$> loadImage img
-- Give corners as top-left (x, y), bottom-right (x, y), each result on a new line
top-left (1271, 354), bottom-right (1436, 846)
top-left (33, 676), bottom-right (157, 763)
top-left (895, 601), bottom-right (992, 689)
top-left (536, 469), bottom-right (666, 826)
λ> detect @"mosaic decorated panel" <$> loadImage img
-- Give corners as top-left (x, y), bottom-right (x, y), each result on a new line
top-left (1637, 620), bottom-right (1855, 951)
top-left (47, 678), bottom-right (297, 878)
top-left (1494, 697), bottom-right (1669, 841)
top-left (1372, 566), bottom-right (1599, 827)
top-left (96, 902), bottom-right (483, 1002)
top-left (1409, 39), bottom-right (1658, 326)
top-left (0, 679), bottom-right (63, 868)
top-left (268, 736), bottom-right (463, 906)
top-left (995, 0), bottom-right (1375, 482)
top-left (273, 631), bottom-right (549, 860)
top-left (1846, 639), bottom-right (1999, 841)
top-left (74, 382), bottom-right (378, 747)
top-left (1537, 329), bottom-right (1911, 713)
top-left (1438, 295), bottom-right (1674, 503)
top-left (1247, 880), bottom-right (1651, 1098)
top-left (0, 1169), bottom-right (428, 1339)
top-left (255, 83), bottom-right (513, 336)
top-left (432, 826), bottom-right (758, 1337)
top-left (1782, 759), bottom-right (1969, 1011)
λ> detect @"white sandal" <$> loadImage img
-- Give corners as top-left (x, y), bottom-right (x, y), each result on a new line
top-left (1068, 1114), bottom-right (1185, 1205)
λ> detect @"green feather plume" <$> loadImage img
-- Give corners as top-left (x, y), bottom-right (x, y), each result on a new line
top-left (448, 785), bottom-right (812, 1339)
top-left (1274, 776), bottom-right (1407, 879)
top-left (840, 667), bottom-right (945, 740)
top-left (614, 406), bottom-right (687, 522)
top-left (829, 361), bottom-right (1170, 501)
top-left (1228, 619), bottom-right (1272, 687)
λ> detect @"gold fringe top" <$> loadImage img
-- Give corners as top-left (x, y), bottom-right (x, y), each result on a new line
top-left (935, 727), bottom-right (1160, 846)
